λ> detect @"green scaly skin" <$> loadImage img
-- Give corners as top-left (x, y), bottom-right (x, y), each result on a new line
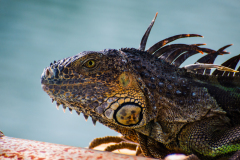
top-left (41, 14), bottom-right (240, 160)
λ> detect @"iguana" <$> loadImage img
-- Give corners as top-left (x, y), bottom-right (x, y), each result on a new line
top-left (41, 13), bottom-right (240, 160)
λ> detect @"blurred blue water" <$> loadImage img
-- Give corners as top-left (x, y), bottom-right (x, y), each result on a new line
top-left (0, 0), bottom-right (240, 147)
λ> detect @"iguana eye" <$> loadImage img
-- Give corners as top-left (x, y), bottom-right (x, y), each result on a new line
top-left (84, 59), bottom-right (96, 68)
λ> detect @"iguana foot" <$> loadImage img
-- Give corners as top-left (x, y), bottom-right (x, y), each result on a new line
top-left (89, 136), bottom-right (139, 153)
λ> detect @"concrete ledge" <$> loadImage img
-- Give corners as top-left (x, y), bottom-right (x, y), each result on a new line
top-left (0, 136), bottom-right (191, 160)
top-left (0, 136), bottom-right (155, 160)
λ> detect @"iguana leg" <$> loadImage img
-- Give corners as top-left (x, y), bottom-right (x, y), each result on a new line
top-left (89, 134), bottom-right (169, 158)
top-left (104, 142), bottom-right (137, 152)
top-left (136, 132), bottom-right (152, 157)
top-left (136, 145), bottom-right (143, 156)
top-left (89, 136), bottom-right (125, 149)
top-left (136, 132), bottom-right (170, 158)
top-left (89, 136), bottom-right (138, 152)
top-left (179, 116), bottom-right (240, 159)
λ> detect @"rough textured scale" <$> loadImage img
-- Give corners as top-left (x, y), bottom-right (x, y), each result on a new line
top-left (41, 13), bottom-right (240, 160)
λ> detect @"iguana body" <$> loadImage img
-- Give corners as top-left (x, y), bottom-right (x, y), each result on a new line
top-left (41, 13), bottom-right (240, 159)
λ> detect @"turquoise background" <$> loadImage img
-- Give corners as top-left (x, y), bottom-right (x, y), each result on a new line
top-left (1, 0), bottom-right (240, 147)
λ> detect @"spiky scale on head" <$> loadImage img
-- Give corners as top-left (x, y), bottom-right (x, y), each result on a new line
top-left (41, 49), bottom-right (154, 131)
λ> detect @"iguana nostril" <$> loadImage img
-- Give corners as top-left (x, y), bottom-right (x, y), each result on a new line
top-left (46, 69), bottom-right (50, 76)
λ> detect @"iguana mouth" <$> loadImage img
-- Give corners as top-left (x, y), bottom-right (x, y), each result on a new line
top-left (41, 82), bottom-right (99, 125)
top-left (46, 96), bottom-right (101, 126)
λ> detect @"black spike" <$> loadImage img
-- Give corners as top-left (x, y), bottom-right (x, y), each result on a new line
top-left (217, 44), bottom-right (232, 52)
top-left (147, 34), bottom-right (203, 54)
top-left (76, 111), bottom-right (81, 115)
top-left (68, 108), bottom-right (72, 114)
top-left (83, 113), bottom-right (89, 121)
top-left (92, 118), bottom-right (97, 126)
top-left (139, 12), bottom-right (158, 51)
top-left (212, 54), bottom-right (240, 76)
top-left (166, 44), bottom-right (206, 64)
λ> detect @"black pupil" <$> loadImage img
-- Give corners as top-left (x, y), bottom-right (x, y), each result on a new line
top-left (89, 61), bottom-right (93, 66)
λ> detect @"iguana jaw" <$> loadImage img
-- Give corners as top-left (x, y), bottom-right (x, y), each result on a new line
top-left (41, 82), bottom-right (147, 127)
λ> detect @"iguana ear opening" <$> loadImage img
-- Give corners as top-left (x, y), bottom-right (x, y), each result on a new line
top-left (114, 103), bottom-right (142, 126)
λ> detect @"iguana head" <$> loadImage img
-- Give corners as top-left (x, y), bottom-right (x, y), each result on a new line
top-left (41, 49), bottom-right (158, 131)
top-left (41, 13), bottom-right (161, 135)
